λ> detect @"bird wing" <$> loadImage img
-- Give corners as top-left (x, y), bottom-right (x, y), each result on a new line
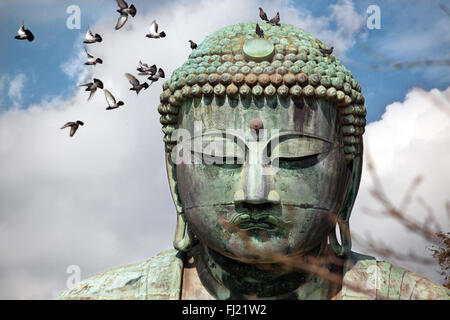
top-left (18, 23), bottom-right (26, 36)
top-left (61, 122), bottom-right (74, 129)
top-left (149, 20), bottom-right (158, 35)
top-left (104, 89), bottom-right (117, 106)
top-left (80, 82), bottom-right (93, 89)
top-left (116, 0), bottom-right (128, 9)
top-left (158, 68), bottom-right (165, 78)
top-left (84, 47), bottom-right (94, 59)
top-left (88, 88), bottom-right (97, 100)
top-left (139, 60), bottom-right (149, 69)
top-left (70, 125), bottom-right (78, 137)
top-left (85, 28), bottom-right (95, 41)
top-left (125, 73), bottom-right (139, 86)
top-left (149, 64), bottom-right (157, 74)
top-left (115, 13), bottom-right (128, 30)
top-left (93, 78), bottom-right (104, 88)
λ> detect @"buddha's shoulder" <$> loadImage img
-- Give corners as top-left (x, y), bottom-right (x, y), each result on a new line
top-left (58, 249), bottom-right (184, 300)
top-left (342, 251), bottom-right (449, 300)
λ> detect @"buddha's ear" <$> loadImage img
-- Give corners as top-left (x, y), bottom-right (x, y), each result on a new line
top-left (329, 138), bottom-right (363, 257)
top-left (165, 152), bottom-right (183, 214)
top-left (165, 152), bottom-right (196, 252)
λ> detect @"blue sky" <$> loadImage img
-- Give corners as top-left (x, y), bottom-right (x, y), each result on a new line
top-left (1, 0), bottom-right (448, 121)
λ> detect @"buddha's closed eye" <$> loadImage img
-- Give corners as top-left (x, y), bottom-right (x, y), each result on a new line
top-left (190, 134), bottom-right (245, 166)
top-left (188, 132), bottom-right (335, 167)
top-left (268, 135), bottom-right (332, 168)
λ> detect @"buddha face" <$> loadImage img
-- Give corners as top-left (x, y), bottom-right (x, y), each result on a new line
top-left (173, 96), bottom-right (351, 263)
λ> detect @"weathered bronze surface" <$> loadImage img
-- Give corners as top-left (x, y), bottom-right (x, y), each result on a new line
top-left (60, 21), bottom-right (449, 300)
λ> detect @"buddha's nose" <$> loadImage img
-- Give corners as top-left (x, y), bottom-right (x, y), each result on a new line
top-left (233, 147), bottom-right (280, 205)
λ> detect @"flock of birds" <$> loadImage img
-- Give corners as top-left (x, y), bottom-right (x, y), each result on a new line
top-left (14, 2), bottom-right (334, 137)
top-left (256, 8), bottom-right (334, 56)
top-left (14, 0), bottom-right (187, 137)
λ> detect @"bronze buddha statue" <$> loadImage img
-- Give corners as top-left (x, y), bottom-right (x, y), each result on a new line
top-left (60, 21), bottom-right (449, 300)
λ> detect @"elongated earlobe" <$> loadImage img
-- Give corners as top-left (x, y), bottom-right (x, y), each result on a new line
top-left (330, 219), bottom-right (352, 257)
top-left (329, 146), bottom-right (363, 257)
top-left (173, 211), bottom-right (195, 252)
top-left (166, 152), bottom-right (196, 252)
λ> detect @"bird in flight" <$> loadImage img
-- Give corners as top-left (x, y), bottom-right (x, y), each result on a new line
top-left (125, 73), bottom-right (149, 95)
top-left (259, 8), bottom-right (268, 22)
top-left (60, 121), bottom-right (84, 137)
top-left (83, 27), bottom-right (102, 44)
top-left (115, 0), bottom-right (137, 30)
top-left (84, 47), bottom-right (103, 65)
top-left (104, 89), bottom-right (124, 110)
top-left (80, 78), bottom-right (104, 100)
top-left (147, 68), bottom-right (165, 84)
top-left (189, 40), bottom-right (197, 50)
top-left (256, 23), bottom-right (264, 38)
top-left (136, 61), bottom-right (157, 76)
top-left (146, 20), bottom-right (166, 38)
top-left (15, 21), bottom-right (34, 42)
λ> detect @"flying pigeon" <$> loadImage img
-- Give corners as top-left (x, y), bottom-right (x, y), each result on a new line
top-left (15, 21), bottom-right (34, 42)
top-left (115, 0), bottom-right (137, 30)
top-left (189, 40), bottom-right (197, 50)
top-left (146, 20), bottom-right (166, 38)
top-left (83, 27), bottom-right (102, 44)
top-left (125, 73), bottom-right (149, 94)
top-left (319, 46), bottom-right (334, 57)
top-left (84, 47), bottom-right (103, 65)
top-left (80, 78), bottom-right (104, 100)
top-left (269, 12), bottom-right (280, 26)
top-left (259, 8), bottom-right (268, 21)
top-left (255, 23), bottom-right (264, 38)
top-left (104, 89), bottom-right (124, 110)
top-left (137, 61), bottom-right (157, 76)
top-left (147, 68), bottom-right (165, 84)
top-left (60, 121), bottom-right (84, 137)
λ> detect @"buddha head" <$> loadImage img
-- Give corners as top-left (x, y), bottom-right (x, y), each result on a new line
top-left (158, 22), bottom-right (366, 264)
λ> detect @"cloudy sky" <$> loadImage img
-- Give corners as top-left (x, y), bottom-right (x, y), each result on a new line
top-left (0, 0), bottom-right (449, 299)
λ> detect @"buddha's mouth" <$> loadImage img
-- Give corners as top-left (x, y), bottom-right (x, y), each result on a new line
top-left (229, 214), bottom-right (283, 230)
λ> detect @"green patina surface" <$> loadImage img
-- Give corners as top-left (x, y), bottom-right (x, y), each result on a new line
top-left (243, 38), bottom-right (275, 62)
top-left (59, 249), bottom-right (449, 300)
top-left (59, 21), bottom-right (449, 300)
top-left (159, 21), bottom-right (365, 162)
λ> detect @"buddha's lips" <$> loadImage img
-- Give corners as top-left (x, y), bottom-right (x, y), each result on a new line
top-left (228, 213), bottom-right (288, 230)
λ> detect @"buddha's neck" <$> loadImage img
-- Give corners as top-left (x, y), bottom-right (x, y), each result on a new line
top-left (194, 242), bottom-right (341, 300)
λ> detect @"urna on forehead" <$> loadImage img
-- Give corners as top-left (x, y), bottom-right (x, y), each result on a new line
top-left (158, 22), bottom-right (367, 162)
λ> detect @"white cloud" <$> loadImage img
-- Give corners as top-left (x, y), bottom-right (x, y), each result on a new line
top-left (352, 87), bottom-right (450, 284)
top-left (329, 0), bottom-right (364, 41)
top-left (7, 73), bottom-right (27, 107)
top-left (0, 0), bottom-right (391, 299)
top-left (0, 74), bottom-right (7, 106)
